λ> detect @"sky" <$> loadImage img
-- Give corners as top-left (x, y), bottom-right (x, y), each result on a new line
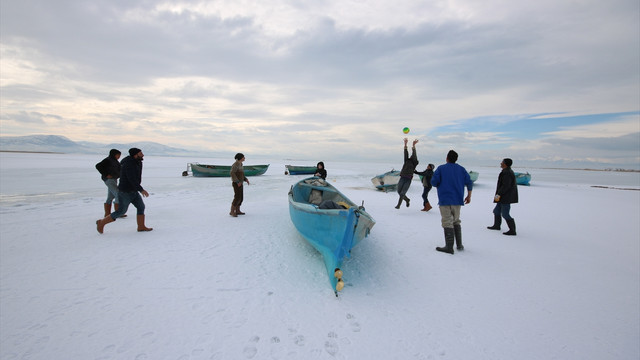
top-left (1, 0), bottom-right (639, 168)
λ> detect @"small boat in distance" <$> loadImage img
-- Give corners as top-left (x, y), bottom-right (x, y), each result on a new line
top-left (515, 172), bottom-right (531, 185)
top-left (186, 163), bottom-right (269, 177)
top-left (285, 165), bottom-right (317, 175)
top-left (371, 170), bottom-right (401, 192)
top-left (468, 171), bottom-right (479, 183)
top-left (288, 177), bottom-right (376, 295)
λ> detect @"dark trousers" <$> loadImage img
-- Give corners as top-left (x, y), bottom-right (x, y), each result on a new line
top-left (232, 182), bottom-right (244, 207)
top-left (111, 191), bottom-right (145, 219)
top-left (421, 186), bottom-right (432, 205)
top-left (397, 177), bottom-right (412, 197)
top-left (493, 203), bottom-right (513, 221)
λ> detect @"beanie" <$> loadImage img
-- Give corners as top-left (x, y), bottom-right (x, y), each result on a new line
top-left (129, 147), bottom-right (142, 157)
top-left (503, 158), bottom-right (513, 167)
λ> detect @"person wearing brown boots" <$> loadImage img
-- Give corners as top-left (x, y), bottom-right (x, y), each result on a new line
top-left (95, 149), bottom-right (127, 218)
top-left (487, 158), bottom-right (518, 236)
top-left (414, 163), bottom-right (434, 212)
top-left (96, 148), bottom-right (152, 233)
top-left (431, 150), bottom-right (473, 254)
top-left (230, 153), bottom-right (250, 217)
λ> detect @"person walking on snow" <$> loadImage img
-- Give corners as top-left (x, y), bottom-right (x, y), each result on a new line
top-left (95, 149), bottom-right (127, 218)
top-left (395, 138), bottom-right (419, 209)
top-left (96, 148), bottom-right (152, 233)
top-left (487, 158), bottom-right (518, 235)
top-left (431, 150), bottom-right (473, 254)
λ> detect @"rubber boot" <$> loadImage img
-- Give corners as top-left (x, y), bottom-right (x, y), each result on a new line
top-left (96, 215), bottom-right (115, 234)
top-left (395, 197), bottom-right (403, 209)
top-left (114, 203), bottom-right (127, 217)
top-left (103, 203), bottom-right (112, 217)
top-left (236, 206), bottom-right (245, 215)
top-left (230, 204), bottom-right (238, 217)
top-left (436, 228), bottom-right (455, 254)
top-left (503, 219), bottom-right (516, 236)
top-left (136, 214), bottom-right (153, 232)
top-left (487, 214), bottom-right (501, 230)
top-left (404, 196), bottom-right (410, 207)
top-left (454, 224), bottom-right (464, 251)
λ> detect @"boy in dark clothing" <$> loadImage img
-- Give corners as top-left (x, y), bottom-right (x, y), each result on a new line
top-left (395, 138), bottom-right (419, 209)
top-left (314, 161), bottom-right (327, 180)
top-left (414, 163), bottom-right (434, 211)
top-left (487, 158), bottom-right (519, 235)
top-left (95, 149), bottom-right (126, 217)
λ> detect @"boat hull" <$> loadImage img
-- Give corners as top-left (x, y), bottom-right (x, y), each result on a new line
top-left (190, 163), bottom-right (269, 177)
top-left (288, 177), bottom-right (375, 292)
top-left (515, 172), bottom-right (531, 185)
top-left (468, 171), bottom-right (479, 183)
top-left (371, 170), bottom-right (401, 192)
top-left (285, 165), bottom-right (317, 175)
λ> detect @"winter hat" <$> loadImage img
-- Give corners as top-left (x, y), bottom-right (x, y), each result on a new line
top-left (129, 147), bottom-right (142, 157)
top-left (503, 158), bottom-right (513, 167)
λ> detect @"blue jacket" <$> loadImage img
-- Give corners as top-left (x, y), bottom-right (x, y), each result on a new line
top-left (431, 162), bottom-right (473, 205)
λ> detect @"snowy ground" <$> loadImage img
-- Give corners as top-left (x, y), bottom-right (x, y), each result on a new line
top-left (1, 152), bottom-right (639, 360)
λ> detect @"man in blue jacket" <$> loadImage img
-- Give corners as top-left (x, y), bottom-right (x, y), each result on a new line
top-left (96, 147), bottom-right (153, 233)
top-left (431, 150), bottom-right (473, 254)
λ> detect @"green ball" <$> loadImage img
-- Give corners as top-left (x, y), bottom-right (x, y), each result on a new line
top-left (402, 127), bottom-right (410, 134)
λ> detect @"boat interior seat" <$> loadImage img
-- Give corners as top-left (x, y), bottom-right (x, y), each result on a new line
top-left (293, 183), bottom-right (341, 205)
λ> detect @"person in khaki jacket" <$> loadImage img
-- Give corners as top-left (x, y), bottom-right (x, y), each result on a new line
top-left (230, 153), bottom-right (250, 217)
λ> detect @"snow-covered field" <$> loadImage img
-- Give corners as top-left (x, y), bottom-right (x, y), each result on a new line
top-left (1, 152), bottom-right (639, 360)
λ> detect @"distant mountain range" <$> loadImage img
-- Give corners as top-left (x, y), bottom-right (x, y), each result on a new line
top-left (0, 135), bottom-right (201, 156)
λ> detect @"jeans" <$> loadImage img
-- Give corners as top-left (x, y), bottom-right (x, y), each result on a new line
top-left (103, 178), bottom-right (119, 204)
top-left (111, 191), bottom-right (145, 219)
top-left (421, 186), bottom-right (432, 205)
top-left (493, 203), bottom-right (513, 221)
top-left (397, 177), bottom-right (412, 197)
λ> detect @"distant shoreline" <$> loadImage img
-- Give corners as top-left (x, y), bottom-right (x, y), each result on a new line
top-left (0, 150), bottom-right (65, 154)
top-left (1, 150), bottom-right (638, 172)
top-left (539, 167), bottom-right (640, 173)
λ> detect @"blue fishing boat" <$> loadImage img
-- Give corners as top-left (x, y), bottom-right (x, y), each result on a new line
top-left (288, 177), bottom-right (376, 295)
top-left (188, 163), bottom-right (269, 177)
top-left (285, 165), bottom-right (317, 175)
top-left (469, 170), bottom-right (479, 183)
top-left (515, 172), bottom-right (531, 185)
top-left (371, 170), bottom-right (401, 192)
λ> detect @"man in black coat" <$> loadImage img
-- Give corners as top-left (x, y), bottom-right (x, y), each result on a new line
top-left (487, 158), bottom-right (518, 235)
top-left (96, 148), bottom-right (152, 233)
top-left (95, 149), bottom-right (126, 217)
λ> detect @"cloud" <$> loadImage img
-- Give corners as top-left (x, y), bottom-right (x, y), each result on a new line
top-left (0, 0), bottom-right (638, 168)
top-left (542, 115), bottom-right (640, 139)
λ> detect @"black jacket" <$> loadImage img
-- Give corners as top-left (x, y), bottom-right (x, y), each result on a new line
top-left (414, 168), bottom-right (433, 188)
top-left (96, 156), bottom-right (121, 181)
top-left (400, 147), bottom-right (419, 177)
top-left (118, 156), bottom-right (144, 193)
top-left (494, 167), bottom-right (518, 204)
